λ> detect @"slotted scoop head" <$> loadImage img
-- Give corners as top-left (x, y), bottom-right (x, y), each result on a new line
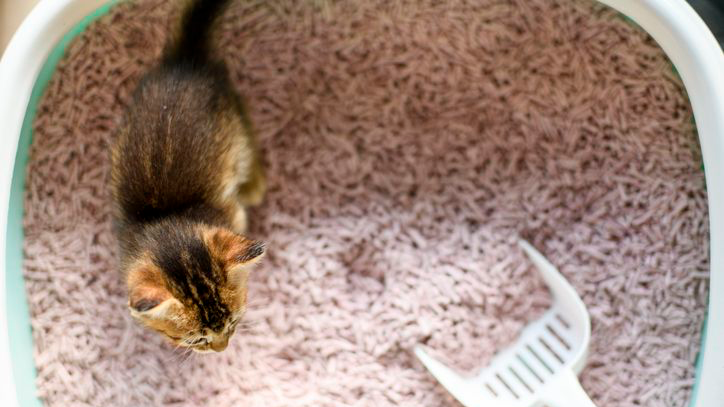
top-left (415, 240), bottom-right (597, 407)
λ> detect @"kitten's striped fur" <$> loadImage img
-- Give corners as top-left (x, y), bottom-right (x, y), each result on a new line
top-left (111, 0), bottom-right (265, 353)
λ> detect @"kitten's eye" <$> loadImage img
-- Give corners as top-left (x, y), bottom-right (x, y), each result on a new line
top-left (185, 337), bottom-right (208, 345)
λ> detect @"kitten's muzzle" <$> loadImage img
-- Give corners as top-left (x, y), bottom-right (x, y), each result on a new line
top-left (210, 336), bottom-right (229, 352)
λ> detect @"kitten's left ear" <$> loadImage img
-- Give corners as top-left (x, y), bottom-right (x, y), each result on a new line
top-left (204, 227), bottom-right (266, 270)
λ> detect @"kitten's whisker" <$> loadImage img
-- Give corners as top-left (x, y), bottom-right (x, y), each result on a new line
top-left (241, 321), bottom-right (259, 330)
top-left (240, 318), bottom-right (261, 327)
top-left (238, 319), bottom-right (262, 332)
top-left (174, 346), bottom-right (192, 366)
top-left (181, 347), bottom-right (197, 366)
top-left (166, 348), bottom-right (187, 364)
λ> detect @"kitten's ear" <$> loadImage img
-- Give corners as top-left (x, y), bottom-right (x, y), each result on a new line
top-left (231, 239), bottom-right (266, 267)
top-left (126, 260), bottom-right (180, 320)
top-left (129, 284), bottom-right (179, 319)
top-left (205, 227), bottom-right (266, 269)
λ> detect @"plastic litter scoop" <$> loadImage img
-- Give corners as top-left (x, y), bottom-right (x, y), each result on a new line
top-left (415, 240), bottom-right (597, 407)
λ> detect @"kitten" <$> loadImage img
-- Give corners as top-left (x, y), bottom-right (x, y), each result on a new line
top-left (110, 0), bottom-right (266, 353)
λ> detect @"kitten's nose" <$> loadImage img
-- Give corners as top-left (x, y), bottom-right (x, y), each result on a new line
top-left (210, 336), bottom-right (229, 352)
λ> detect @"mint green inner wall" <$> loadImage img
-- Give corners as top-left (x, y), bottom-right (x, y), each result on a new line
top-left (5, 3), bottom-right (115, 406)
top-left (3, 2), bottom-right (707, 406)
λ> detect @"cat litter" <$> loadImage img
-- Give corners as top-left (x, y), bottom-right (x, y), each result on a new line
top-left (21, 0), bottom-right (708, 406)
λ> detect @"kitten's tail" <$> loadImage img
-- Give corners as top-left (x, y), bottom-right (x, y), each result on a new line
top-left (163, 0), bottom-right (233, 65)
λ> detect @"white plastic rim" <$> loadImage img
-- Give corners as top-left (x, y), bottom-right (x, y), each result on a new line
top-left (0, 0), bottom-right (722, 406)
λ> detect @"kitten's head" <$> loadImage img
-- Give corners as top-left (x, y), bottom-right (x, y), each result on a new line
top-left (125, 222), bottom-right (264, 353)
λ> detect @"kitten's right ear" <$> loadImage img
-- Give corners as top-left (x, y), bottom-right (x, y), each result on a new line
top-left (129, 284), bottom-right (176, 319)
top-left (126, 259), bottom-right (179, 320)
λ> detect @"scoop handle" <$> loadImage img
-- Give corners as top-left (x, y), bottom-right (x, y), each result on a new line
top-left (541, 369), bottom-right (598, 407)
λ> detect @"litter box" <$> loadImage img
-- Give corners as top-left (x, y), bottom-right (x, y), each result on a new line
top-left (0, 0), bottom-right (722, 406)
